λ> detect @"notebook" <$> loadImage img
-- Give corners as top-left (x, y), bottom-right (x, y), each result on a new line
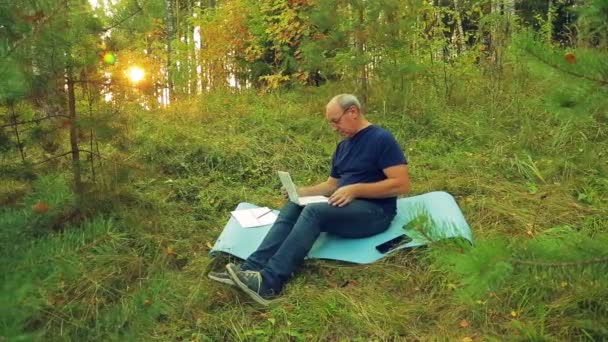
top-left (277, 171), bottom-right (329, 206)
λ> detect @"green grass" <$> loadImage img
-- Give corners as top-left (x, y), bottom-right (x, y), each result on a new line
top-left (1, 49), bottom-right (608, 341)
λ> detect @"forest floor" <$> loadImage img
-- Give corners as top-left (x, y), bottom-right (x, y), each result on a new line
top-left (2, 60), bottom-right (608, 340)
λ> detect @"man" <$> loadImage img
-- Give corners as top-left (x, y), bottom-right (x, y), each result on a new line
top-left (209, 94), bottom-right (410, 305)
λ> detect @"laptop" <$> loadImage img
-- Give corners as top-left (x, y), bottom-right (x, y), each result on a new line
top-left (277, 171), bottom-right (329, 206)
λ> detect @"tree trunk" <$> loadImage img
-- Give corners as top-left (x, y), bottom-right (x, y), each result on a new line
top-left (187, 0), bottom-right (197, 94)
top-left (490, 0), bottom-right (500, 52)
top-left (503, 0), bottom-right (514, 43)
top-left (453, 0), bottom-right (465, 54)
top-left (547, 0), bottom-right (553, 42)
top-left (9, 104), bottom-right (26, 163)
top-left (65, 0), bottom-right (83, 195)
top-left (165, 0), bottom-right (175, 103)
top-left (66, 72), bottom-right (83, 195)
top-left (356, 2), bottom-right (368, 105)
top-left (85, 72), bottom-right (96, 183)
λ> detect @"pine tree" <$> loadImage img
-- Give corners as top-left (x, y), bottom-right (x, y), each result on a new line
top-left (428, 2), bottom-right (608, 338)
top-left (0, 0), bottom-right (155, 197)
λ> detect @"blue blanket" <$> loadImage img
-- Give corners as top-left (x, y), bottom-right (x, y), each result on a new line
top-left (209, 191), bottom-right (473, 264)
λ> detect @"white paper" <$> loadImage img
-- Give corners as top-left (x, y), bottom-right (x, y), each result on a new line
top-left (230, 207), bottom-right (278, 228)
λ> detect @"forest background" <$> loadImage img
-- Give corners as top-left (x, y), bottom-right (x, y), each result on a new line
top-left (1, 0), bottom-right (607, 340)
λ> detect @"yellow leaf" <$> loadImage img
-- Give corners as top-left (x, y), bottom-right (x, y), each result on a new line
top-left (459, 319), bottom-right (470, 328)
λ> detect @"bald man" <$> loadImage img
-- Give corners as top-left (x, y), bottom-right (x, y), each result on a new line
top-left (210, 94), bottom-right (410, 305)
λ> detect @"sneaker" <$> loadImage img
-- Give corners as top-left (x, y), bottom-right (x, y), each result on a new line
top-left (208, 264), bottom-right (242, 286)
top-left (226, 263), bottom-right (274, 306)
top-left (208, 270), bottom-right (235, 285)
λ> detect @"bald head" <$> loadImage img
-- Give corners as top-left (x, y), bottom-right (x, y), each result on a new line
top-left (327, 94), bottom-right (362, 114)
top-left (325, 94), bottom-right (370, 138)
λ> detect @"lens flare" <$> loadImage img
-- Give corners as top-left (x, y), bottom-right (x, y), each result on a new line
top-left (102, 52), bottom-right (116, 65)
top-left (126, 66), bottom-right (145, 83)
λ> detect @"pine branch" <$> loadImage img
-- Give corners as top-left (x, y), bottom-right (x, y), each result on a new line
top-left (81, 149), bottom-right (145, 171)
top-left (5, 5), bottom-right (63, 58)
top-left (511, 256), bottom-right (608, 267)
top-left (34, 148), bottom-right (145, 171)
top-left (101, 1), bottom-right (143, 32)
top-left (34, 151), bottom-right (73, 165)
top-left (72, 79), bottom-right (110, 85)
top-left (525, 48), bottom-right (608, 86)
top-left (6, 0), bottom-right (143, 57)
top-left (0, 114), bottom-right (70, 128)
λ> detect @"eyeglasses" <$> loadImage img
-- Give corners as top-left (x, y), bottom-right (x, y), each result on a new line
top-left (328, 106), bottom-right (352, 126)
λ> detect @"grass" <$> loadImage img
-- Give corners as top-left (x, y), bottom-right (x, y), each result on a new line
top-left (1, 48), bottom-right (608, 341)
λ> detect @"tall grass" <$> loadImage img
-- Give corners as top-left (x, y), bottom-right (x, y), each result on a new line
top-left (1, 43), bottom-right (607, 340)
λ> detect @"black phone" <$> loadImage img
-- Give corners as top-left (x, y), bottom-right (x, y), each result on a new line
top-left (375, 234), bottom-right (412, 254)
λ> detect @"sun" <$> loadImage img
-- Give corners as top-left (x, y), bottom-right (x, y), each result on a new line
top-left (126, 66), bottom-right (145, 83)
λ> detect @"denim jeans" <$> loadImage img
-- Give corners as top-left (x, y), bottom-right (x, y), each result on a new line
top-left (242, 200), bottom-right (394, 294)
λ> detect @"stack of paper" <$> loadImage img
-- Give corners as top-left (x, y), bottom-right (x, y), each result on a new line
top-left (230, 207), bottom-right (278, 228)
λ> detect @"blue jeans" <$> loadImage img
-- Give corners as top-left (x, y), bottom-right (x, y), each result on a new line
top-left (242, 200), bottom-right (394, 294)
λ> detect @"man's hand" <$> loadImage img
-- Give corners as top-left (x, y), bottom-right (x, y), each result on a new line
top-left (328, 184), bottom-right (358, 207)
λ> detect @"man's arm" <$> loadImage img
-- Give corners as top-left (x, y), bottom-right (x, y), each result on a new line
top-left (328, 165), bottom-right (410, 207)
top-left (298, 177), bottom-right (339, 197)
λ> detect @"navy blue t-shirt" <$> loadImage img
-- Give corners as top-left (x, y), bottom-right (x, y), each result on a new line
top-left (330, 125), bottom-right (408, 215)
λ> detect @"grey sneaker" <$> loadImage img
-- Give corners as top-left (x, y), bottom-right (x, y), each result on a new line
top-left (208, 270), bottom-right (235, 285)
top-left (226, 263), bottom-right (274, 306)
top-left (208, 264), bottom-right (242, 285)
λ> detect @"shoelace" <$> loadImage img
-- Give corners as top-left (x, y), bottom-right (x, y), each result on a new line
top-left (242, 270), bottom-right (263, 291)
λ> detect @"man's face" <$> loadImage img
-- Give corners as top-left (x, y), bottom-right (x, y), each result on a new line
top-left (325, 103), bottom-right (357, 137)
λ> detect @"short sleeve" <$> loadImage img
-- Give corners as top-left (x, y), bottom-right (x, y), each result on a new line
top-left (377, 132), bottom-right (408, 169)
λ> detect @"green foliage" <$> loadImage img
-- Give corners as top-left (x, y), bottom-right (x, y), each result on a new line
top-left (431, 230), bottom-right (608, 338)
top-left (1, 1), bottom-right (608, 340)
top-left (0, 58), bottom-right (28, 101)
top-left (0, 174), bottom-right (75, 238)
top-left (513, 30), bottom-right (608, 85)
top-left (0, 215), bottom-right (175, 340)
top-left (576, 0), bottom-right (608, 48)
top-left (0, 128), bottom-right (12, 153)
top-left (430, 238), bottom-right (513, 298)
top-left (2, 75), bottom-right (608, 340)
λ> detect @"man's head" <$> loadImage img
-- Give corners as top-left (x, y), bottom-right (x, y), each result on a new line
top-left (325, 94), bottom-right (369, 138)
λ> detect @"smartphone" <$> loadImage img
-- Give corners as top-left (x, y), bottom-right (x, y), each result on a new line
top-left (375, 234), bottom-right (412, 254)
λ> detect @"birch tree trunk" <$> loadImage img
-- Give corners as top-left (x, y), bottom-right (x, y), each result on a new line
top-left (187, 0), bottom-right (197, 94)
top-left (503, 0), bottom-right (514, 43)
top-left (356, 2), bottom-right (368, 105)
top-left (547, 0), bottom-right (554, 42)
top-left (165, 0), bottom-right (175, 102)
top-left (453, 0), bottom-right (465, 54)
top-left (490, 0), bottom-right (500, 51)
